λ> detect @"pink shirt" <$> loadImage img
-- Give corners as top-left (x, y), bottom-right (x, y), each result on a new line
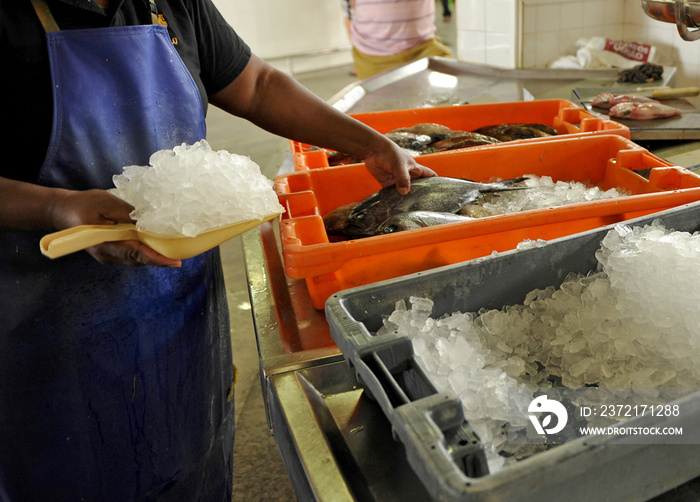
top-left (350, 0), bottom-right (437, 57)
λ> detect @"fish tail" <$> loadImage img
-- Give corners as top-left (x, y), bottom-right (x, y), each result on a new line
top-left (500, 176), bottom-right (529, 185)
top-left (482, 176), bottom-right (531, 192)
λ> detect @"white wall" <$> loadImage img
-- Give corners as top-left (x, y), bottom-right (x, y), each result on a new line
top-left (455, 0), bottom-right (700, 99)
top-left (456, 0), bottom-right (626, 68)
top-left (521, 0), bottom-right (626, 68)
top-left (211, 0), bottom-right (700, 90)
top-left (211, 0), bottom-right (352, 73)
top-left (456, 0), bottom-right (520, 68)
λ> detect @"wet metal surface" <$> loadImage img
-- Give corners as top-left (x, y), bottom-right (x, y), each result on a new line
top-left (329, 57), bottom-right (676, 113)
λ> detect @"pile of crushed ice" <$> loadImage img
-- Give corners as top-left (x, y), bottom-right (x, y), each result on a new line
top-left (378, 220), bottom-right (700, 471)
top-left (465, 175), bottom-right (628, 218)
top-left (110, 140), bottom-right (284, 236)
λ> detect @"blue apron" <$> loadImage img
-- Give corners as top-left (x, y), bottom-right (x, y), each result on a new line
top-left (0, 2), bottom-right (235, 500)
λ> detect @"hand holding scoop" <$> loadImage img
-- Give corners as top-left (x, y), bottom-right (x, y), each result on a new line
top-left (40, 212), bottom-right (280, 260)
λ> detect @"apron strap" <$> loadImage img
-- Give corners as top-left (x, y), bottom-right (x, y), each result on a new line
top-left (30, 0), bottom-right (60, 33)
top-left (148, 0), bottom-right (159, 25)
top-left (29, 0), bottom-right (161, 33)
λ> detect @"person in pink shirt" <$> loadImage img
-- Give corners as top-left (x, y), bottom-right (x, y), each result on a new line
top-left (349, 0), bottom-right (452, 78)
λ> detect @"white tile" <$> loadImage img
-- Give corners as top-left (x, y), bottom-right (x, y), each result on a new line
top-left (559, 27), bottom-right (584, 54)
top-left (536, 3), bottom-right (561, 33)
top-left (486, 31), bottom-right (516, 68)
top-left (560, 1), bottom-right (584, 31)
top-left (675, 38), bottom-right (700, 67)
top-left (523, 4), bottom-right (538, 34)
top-left (603, 0), bottom-right (625, 25)
top-left (486, 0), bottom-right (516, 34)
top-left (581, 25), bottom-right (612, 41)
top-left (603, 24), bottom-right (624, 41)
top-left (522, 35), bottom-right (538, 67)
top-left (457, 30), bottom-right (487, 63)
top-left (535, 30), bottom-right (561, 66)
top-left (649, 23), bottom-right (682, 47)
top-left (458, 0), bottom-right (486, 31)
top-left (582, 0), bottom-right (605, 27)
top-left (624, 0), bottom-right (647, 25)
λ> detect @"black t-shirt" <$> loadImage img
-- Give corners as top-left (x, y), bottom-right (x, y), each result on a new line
top-left (0, 0), bottom-right (251, 183)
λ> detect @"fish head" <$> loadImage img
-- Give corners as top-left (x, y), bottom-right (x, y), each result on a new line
top-left (591, 92), bottom-right (614, 108)
top-left (323, 202), bottom-right (360, 236)
top-left (376, 213), bottom-right (426, 234)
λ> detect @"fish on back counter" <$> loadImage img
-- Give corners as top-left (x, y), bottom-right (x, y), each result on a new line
top-left (608, 101), bottom-right (683, 120)
top-left (591, 92), bottom-right (659, 109)
top-left (590, 91), bottom-right (683, 120)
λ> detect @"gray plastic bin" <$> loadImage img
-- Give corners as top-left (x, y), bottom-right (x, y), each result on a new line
top-left (325, 201), bottom-right (700, 502)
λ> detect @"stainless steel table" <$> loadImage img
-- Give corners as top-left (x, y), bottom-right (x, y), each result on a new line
top-left (243, 58), bottom-right (700, 501)
top-left (242, 222), bottom-right (431, 501)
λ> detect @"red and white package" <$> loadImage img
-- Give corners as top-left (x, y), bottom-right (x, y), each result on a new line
top-left (603, 38), bottom-right (656, 63)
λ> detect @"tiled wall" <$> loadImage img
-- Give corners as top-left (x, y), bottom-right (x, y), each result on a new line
top-left (456, 0), bottom-right (519, 68)
top-left (457, 0), bottom-right (700, 96)
top-left (457, 0), bottom-right (626, 68)
top-left (212, 0), bottom-right (353, 74)
top-left (521, 0), bottom-right (625, 68)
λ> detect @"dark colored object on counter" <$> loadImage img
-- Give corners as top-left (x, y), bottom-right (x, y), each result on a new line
top-left (617, 62), bottom-right (663, 83)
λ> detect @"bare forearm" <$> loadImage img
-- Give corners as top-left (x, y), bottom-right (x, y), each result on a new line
top-left (210, 55), bottom-right (436, 193)
top-left (0, 177), bottom-right (179, 266)
top-left (210, 56), bottom-right (388, 159)
top-left (0, 177), bottom-right (66, 230)
top-left (0, 177), bottom-right (132, 232)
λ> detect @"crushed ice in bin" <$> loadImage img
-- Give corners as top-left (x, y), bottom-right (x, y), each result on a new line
top-left (379, 220), bottom-right (700, 472)
top-left (110, 140), bottom-right (284, 237)
top-left (463, 175), bottom-right (629, 218)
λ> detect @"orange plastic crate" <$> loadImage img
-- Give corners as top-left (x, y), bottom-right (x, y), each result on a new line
top-left (275, 134), bottom-right (700, 309)
top-left (289, 99), bottom-right (630, 171)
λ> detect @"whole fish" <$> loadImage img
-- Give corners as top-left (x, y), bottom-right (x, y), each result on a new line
top-left (472, 123), bottom-right (557, 141)
top-left (339, 176), bottom-right (528, 238)
top-left (376, 211), bottom-right (475, 234)
top-left (591, 92), bottom-right (658, 109)
top-left (608, 101), bottom-right (682, 120)
top-left (327, 150), bottom-right (361, 166)
top-left (425, 133), bottom-right (501, 153)
top-left (384, 131), bottom-right (433, 150)
top-left (323, 202), bottom-right (359, 235)
top-left (389, 123), bottom-right (455, 142)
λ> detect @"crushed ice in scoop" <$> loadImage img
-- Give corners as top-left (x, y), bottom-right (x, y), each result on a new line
top-left (379, 220), bottom-right (700, 472)
top-left (110, 140), bottom-right (284, 236)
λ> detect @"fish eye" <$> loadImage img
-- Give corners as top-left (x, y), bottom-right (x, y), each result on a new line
top-left (383, 225), bottom-right (397, 233)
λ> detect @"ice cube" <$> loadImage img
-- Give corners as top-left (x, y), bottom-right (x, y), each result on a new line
top-left (110, 140), bottom-right (284, 237)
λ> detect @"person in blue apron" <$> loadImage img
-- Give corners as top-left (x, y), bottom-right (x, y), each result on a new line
top-left (0, 1), bottom-right (433, 500)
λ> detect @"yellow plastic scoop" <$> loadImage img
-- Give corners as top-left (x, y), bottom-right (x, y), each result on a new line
top-left (40, 212), bottom-right (280, 260)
